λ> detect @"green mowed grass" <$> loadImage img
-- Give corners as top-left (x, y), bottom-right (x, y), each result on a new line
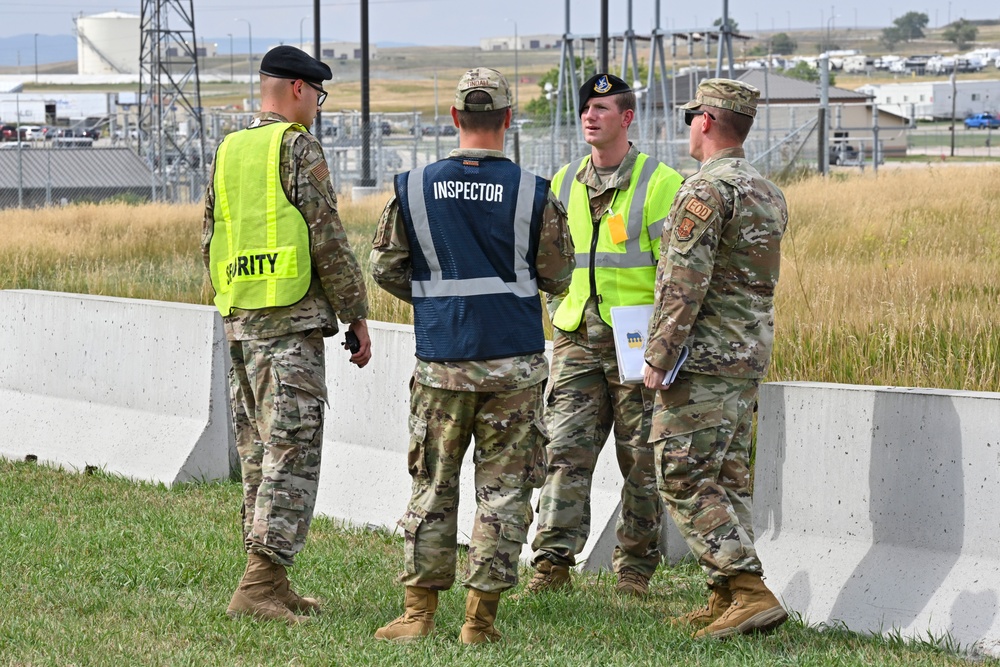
top-left (0, 459), bottom-right (990, 666)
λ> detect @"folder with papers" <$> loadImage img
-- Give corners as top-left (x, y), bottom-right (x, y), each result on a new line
top-left (609, 304), bottom-right (688, 385)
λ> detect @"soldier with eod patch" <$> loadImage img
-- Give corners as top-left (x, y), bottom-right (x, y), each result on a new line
top-left (643, 78), bottom-right (789, 639)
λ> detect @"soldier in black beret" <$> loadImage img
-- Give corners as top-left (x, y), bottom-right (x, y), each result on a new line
top-left (259, 44), bottom-right (333, 85)
top-left (203, 43), bottom-right (371, 625)
top-left (578, 72), bottom-right (632, 113)
top-left (524, 69), bottom-right (683, 600)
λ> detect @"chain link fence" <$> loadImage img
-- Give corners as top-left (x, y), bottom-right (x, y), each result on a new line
top-left (1, 107), bottom-right (827, 210)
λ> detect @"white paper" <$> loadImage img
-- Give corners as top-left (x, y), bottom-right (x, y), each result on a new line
top-left (610, 304), bottom-right (688, 385)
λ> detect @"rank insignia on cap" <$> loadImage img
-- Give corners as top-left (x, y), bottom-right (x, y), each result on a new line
top-left (594, 75), bottom-right (612, 94)
top-left (676, 217), bottom-right (697, 242)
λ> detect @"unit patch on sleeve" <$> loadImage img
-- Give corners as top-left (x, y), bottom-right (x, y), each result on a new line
top-left (675, 217), bottom-right (697, 242)
top-left (684, 197), bottom-right (713, 221)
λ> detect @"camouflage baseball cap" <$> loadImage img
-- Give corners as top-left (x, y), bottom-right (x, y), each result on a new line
top-left (681, 78), bottom-right (760, 118)
top-left (454, 67), bottom-right (512, 112)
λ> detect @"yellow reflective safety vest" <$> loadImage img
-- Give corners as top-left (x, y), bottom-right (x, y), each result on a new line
top-left (550, 152), bottom-right (682, 331)
top-left (209, 122), bottom-right (313, 316)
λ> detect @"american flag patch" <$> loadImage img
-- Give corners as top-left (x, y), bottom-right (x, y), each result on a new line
top-left (311, 161), bottom-right (330, 182)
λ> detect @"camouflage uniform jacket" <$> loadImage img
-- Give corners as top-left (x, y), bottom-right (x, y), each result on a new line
top-left (202, 112), bottom-right (369, 341)
top-left (549, 143), bottom-right (646, 349)
top-left (370, 147), bottom-right (575, 392)
top-left (645, 147), bottom-right (787, 378)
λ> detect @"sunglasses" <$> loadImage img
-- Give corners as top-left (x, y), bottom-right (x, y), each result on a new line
top-left (293, 79), bottom-right (328, 106)
top-left (684, 109), bottom-right (716, 126)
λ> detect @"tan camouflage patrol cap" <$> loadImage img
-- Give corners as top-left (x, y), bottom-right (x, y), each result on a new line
top-left (681, 78), bottom-right (759, 118)
top-left (454, 67), bottom-right (512, 112)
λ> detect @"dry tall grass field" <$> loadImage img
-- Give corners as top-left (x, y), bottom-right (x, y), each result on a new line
top-left (2, 165), bottom-right (998, 391)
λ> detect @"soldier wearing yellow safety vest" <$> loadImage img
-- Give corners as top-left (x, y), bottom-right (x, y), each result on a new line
top-left (201, 45), bottom-right (371, 626)
top-left (524, 73), bottom-right (683, 598)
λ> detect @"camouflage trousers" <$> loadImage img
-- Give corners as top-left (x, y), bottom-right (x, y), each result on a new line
top-left (397, 379), bottom-right (546, 593)
top-left (650, 372), bottom-right (762, 586)
top-left (228, 328), bottom-right (327, 566)
top-left (531, 332), bottom-right (663, 576)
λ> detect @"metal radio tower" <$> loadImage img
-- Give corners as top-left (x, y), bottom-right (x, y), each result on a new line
top-left (138, 0), bottom-right (207, 201)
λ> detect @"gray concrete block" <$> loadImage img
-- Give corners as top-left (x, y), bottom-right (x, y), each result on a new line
top-left (0, 290), bottom-right (232, 485)
top-left (755, 381), bottom-right (1000, 658)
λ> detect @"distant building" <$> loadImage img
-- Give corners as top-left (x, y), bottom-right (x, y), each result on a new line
top-left (857, 80), bottom-right (1000, 121)
top-left (655, 69), bottom-right (909, 157)
top-left (479, 34), bottom-right (562, 51)
top-left (75, 11), bottom-right (141, 75)
top-left (291, 42), bottom-right (371, 61)
top-left (166, 42), bottom-right (218, 59)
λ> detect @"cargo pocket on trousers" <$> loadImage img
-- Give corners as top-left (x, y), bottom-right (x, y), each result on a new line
top-left (398, 507), bottom-right (425, 576)
top-left (407, 415), bottom-right (429, 479)
top-left (649, 398), bottom-right (724, 495)
top-left (524, 418), bottom-right (549, 488)
top-left (489, 522), bottom-right (528, 585)
top-left (648, 398), bottom-right (724, 445)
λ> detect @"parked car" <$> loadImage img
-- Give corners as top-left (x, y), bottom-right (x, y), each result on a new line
top-left (964, 112), bottom-right (1000, 129)
top-left (0, 124), bottom-right (16, 141)
top-left (17, 125), bottom-right (45, 141)
top-left (421, 124), bottom-right (457, 136)
top-left (829, 143), bottom-right (860, 166)
top-left (50, 127), bottom-right (84, 138)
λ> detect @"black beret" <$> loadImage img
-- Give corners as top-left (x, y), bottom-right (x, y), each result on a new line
top-left (579, 73), bottom-right (632, 112)
top-left (259, 45), bottom-right (332, 84)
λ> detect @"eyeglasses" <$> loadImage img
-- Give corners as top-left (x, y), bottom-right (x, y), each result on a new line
top-left (293, 79), bottom-right (328, 106)
top-left (684, 109), bottom-right (716, 126)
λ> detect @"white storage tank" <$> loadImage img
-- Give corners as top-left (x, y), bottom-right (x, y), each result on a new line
top-left (76, 11), bottom-right (141, 75)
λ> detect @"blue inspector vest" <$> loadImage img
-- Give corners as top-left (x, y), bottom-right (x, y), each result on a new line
top-left (396, 156), bottom-right (549, 362)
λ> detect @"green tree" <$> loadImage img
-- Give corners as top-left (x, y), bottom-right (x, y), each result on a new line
top-left (942, 19), bottom-right (978, 50)
top-left (781, 61), bottom-right (837, 86)
top-left (880, 26), bottom-right (904, 50)
top-left (713, 17), bottom-right (740, 33)
top-left (770, 32), bottom-right (798, 55)
top-left (893, 11), bottom-right (929, 41)
top-left (524, 57), bottom-right (599, 122)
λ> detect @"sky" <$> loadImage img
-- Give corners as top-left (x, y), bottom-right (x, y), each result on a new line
top-left (2, 0), bottom-right (995, 46)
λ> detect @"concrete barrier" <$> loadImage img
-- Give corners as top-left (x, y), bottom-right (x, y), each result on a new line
top-left (315, 320), bottom-right (688, 571)
top-left (0, 290), bottom-right (232, 485)
top-left (0, 289), bottom-right (685, 570)
top-left (755, 381), bottom-right (1000, 658)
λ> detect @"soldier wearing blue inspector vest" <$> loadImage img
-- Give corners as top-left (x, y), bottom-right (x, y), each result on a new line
top-left (371, 67), bottom-right (574, 644)
top-left (203, 45), bottom-right (371, 626)
top-left (523, 73), bottom-right (683, 598)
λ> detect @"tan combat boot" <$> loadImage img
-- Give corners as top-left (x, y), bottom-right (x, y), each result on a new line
top-left (374, 586), bottom-right (438, 642)
top-left (460, 588), bottom-right (502, 645)
top-left (615, 569), bottom-right (651, 597)
top-left (671, 583), bottom-right (733, 628)
top-left (519, 558), bottom-right (572, 596)
top-left (227, 553), bottom-right (309, 625)
top-left (273, 563), bottom-right (321, 614)
top-left (694, 572), bottom-right (787, 639)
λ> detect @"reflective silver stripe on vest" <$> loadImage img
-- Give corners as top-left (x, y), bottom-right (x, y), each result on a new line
top-left (407, 165), bottom-right (440, 273)
top-left (558, 157), bottom-right (586, 208)
top-left (512, 169), bottom-right (536, 285)
top-left (409, 166), bottom-right (539, 299)
top-left (647, 216), bottom-right (668, 243)
top-left (565, 155), bottom-right (662, 270)
top-left (574, 252), bottom-right (657, 270)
